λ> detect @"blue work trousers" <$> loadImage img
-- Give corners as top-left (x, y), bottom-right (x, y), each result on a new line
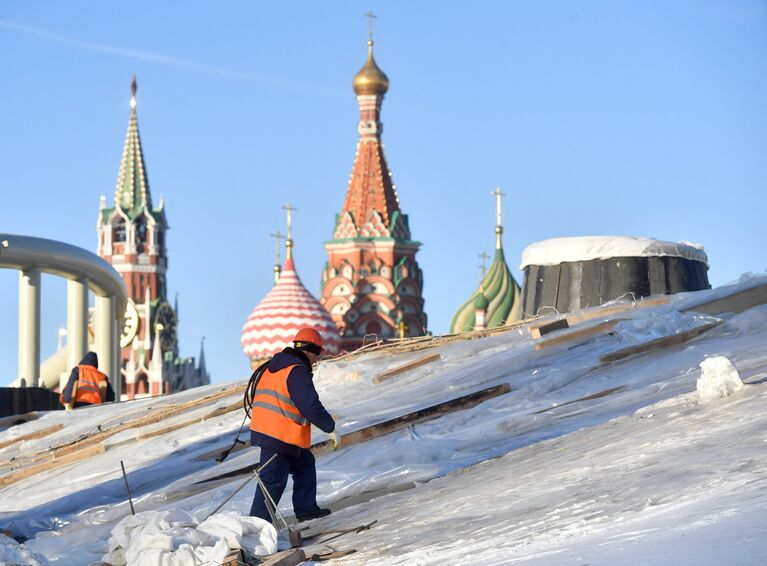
top-left (249, 447), bottom-right (318, 521)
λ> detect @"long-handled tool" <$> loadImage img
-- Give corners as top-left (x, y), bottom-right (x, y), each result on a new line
top-left (203, 454), bottom-right (278, 520)
top-left (203, 454), bottom-right (302, 547)
top-left (253, 469), bottom-right (303, 548)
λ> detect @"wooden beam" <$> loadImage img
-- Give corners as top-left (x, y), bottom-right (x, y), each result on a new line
top-left (135, 399), bottom-right (244, 441)
top-left (372, 353), bottom-right (442, 384)
top-left (0, 423), bottom-right (64, 450)
top-left (0, 443), bottom-right (105, 487)
top-left (9, 383), bottom-right (245, 471)
top-left (534, 319), bottom-right (622, 351)
top-left (684, 283), bottom-right (767, 316)
top-left (195, 383), bottom-right (512, 484)
top-left (564, 295), bottom-right (670, 327)
top-left (533, 385), bottom-right (626, 414)
top-left (312, 382), bottom-right (510, 457)
top-left (528, 318), bottom-right (569, 339)
top-left (599, 321), bottom-right (723, 363)
top-left (257, 548), bottom-right (306, 566)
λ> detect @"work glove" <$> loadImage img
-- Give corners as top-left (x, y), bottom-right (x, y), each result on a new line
top-left (329, 430), bottom-right (342, 451)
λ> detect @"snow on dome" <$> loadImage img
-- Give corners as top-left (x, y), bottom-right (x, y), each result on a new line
top-left (520, 236), bottom-right (708, 270)
top-left (242, 257), bottom-right (340, 362)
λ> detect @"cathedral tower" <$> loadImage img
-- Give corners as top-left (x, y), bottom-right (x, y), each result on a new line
top-left (320, 37), bottom-right (428, 349)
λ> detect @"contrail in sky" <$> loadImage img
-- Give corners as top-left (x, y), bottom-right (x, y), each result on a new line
top-left (0, 20), bottom-right (344, 98)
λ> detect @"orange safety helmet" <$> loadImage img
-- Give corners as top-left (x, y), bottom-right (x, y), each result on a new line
top-left (293, 328), bottom-right (324, 349)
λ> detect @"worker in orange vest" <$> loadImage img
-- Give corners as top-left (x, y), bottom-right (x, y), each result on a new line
top-left (60, 351), bottom-right (115, 410)
top-left (249, 328), bottom-right (341, 522)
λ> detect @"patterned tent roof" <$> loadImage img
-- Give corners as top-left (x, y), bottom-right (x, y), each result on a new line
top-left (241, 257), bottom-right (341, 362)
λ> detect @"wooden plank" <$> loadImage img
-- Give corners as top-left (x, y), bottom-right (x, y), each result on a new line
top-left (0, 412), bottom-right (39, 429)
top-left (135, 399), bottom-right (243, 441)
top-left (599, 321), bottom-right (723, 363)
top-left (0, 443), bottom-right (105, 487)
top-left (221, 550), bottom-right (244, 566)
top-left (528, 318), bottom-right (569, 339)
top-left (195, 383), bottom-right (512, 484)
top-left (258, 548), bottom-right (306, 566)
top-left (533, 385), bottom-right (626, 414)
top-left (0, 423), bottom-right (64, 450)
top-left (684, 283), bottom-right (767, 316)
top-left (372, 353), bottom-right (442, 384)
top-left (535, 319), bottom-right (622, 351)
top-left (10, 384), bottom-right (245, 470)
top-left (311, 382), bottom-right (510, 457)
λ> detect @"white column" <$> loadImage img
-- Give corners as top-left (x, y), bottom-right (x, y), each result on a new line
top-left (111, 312), bottom-right (121, 400)
top-left (66, 277), bottom-right (89, 371)
top-left (95, 294), bottom-right (122, 401)
top-left (18, 268), bottom-right (41, 387)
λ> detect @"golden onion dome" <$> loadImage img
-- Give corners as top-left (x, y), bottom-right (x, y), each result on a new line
top-left (353, 39), bottom-right (389, 95)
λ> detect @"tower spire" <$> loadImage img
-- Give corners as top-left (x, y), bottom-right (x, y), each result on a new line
top-left (130, 74), bottom-right (137, 109)
top-left (115, 75), bottom-right (152, 215)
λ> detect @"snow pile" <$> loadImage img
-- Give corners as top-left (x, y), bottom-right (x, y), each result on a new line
top-left (0, 532), bottom-right (47, 566)
top-left (697, 356), bottom-right (744, 402)
top-left (102, 509), bottom-right (277, 566)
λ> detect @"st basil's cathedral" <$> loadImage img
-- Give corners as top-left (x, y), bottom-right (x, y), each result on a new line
top-left (241, 36), bottom-right (430, 364)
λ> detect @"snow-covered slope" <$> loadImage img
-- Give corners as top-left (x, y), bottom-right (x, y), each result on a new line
top-left (1, 275), bottom-right (766, 565)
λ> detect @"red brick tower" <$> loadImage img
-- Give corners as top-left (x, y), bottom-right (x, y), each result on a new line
top-left (320, 38), bottom-right (428, 349)
top-left (96, 77), bottom-right (189, 398)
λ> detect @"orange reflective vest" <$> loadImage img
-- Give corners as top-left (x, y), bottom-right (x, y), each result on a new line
top-left (74, 365), bottom-right (108, 405)
top-left (250, 364), bottom-right (311, 448)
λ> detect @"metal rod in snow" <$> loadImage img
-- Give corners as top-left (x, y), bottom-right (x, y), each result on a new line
top-left (120, 460), bottom-right (135, 515)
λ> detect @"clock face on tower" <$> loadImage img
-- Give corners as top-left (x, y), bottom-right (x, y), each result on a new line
top-left (153, 301), bottom-right (177, 352)
top-left (120, 299), bottom-right (139, 348)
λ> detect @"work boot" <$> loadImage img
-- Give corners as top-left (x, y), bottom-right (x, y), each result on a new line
top-left (295, 506), bottom-right (331, 522)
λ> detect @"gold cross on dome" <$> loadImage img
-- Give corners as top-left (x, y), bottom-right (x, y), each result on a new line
top-left (365, 11), bottom-right (377, 39)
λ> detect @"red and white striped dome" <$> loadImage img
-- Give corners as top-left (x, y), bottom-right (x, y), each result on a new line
top-left (241, 257), bottom-right (341, 362)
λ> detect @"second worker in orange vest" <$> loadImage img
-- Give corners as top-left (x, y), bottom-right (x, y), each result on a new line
top-left (59, 351), bottom-right (115, 410)
top-left (249, 328), bottom-right (340, 523)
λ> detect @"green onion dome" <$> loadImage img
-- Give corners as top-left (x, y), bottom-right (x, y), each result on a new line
top-left (450, 247), bottom-right (522, 333)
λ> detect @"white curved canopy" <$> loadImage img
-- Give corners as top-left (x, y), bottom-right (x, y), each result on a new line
top-left (0, 233), bottom-right (127, 313)
top-left (520, 236), bottom-right (709, 270)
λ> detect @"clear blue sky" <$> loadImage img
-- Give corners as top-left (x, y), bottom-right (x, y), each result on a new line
top-left (1, 1), bottom-right (765, 385)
